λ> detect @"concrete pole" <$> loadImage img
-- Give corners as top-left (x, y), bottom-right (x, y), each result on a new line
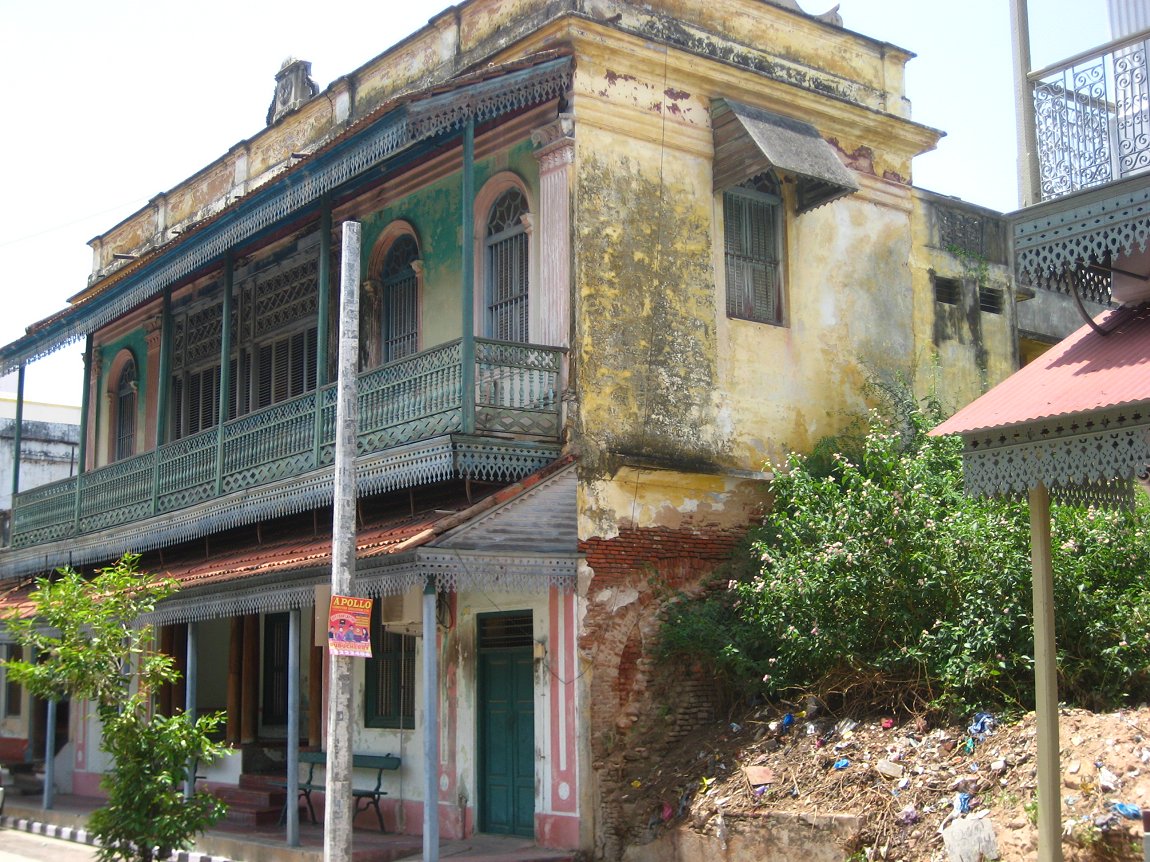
top-left (422, 581), bottom-right (439, 862)
top-left (1029, 483), bottom-right (1062, 862)
top-left (184, 621), bottom-right (198, 800)
top-left (287, 607), bottom-right (301, 847)
top-left (42, 698), bottom-right (56, 810)
top-left (460, 118), bottom-right (476, 436)
top-left (324, 220), bottom-right (360, 862)
top-left (1010, 0), bottom-right (1041, 207)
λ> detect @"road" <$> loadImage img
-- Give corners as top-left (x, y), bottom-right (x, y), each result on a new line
top-left (0, 828), bottom-right (98, 862)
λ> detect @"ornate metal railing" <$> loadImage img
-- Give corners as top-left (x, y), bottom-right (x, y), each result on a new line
top-left (1031, 29), bottom-right (1150, 199)
top-left (10, 339), bottom-right (563, 548)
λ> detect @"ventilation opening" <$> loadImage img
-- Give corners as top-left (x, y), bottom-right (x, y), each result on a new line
top-left (478, 613), bottom-right (533, 649)
top-left (979, 285), bottom-right (1004, 314)
top-left (934, 276), bottom-right (961, 305)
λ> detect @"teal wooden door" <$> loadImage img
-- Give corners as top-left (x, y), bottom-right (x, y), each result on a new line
top-left (478, 614), bottom-right (535, 836)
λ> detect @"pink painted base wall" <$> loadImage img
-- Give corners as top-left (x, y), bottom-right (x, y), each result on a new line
top-left (537, 812), bottom-right (580, 849)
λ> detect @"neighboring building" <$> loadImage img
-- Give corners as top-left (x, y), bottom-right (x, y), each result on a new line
top-left (0, 1), bottom-right (1074, 857)
top-left (0, 379), bottom-right (80, 546)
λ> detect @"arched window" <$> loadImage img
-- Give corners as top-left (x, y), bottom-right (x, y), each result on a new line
top-left (484, 188), bottom-right (530, 343)
top-left (114, 355), bottom-right (137, 461)
top-left (380, 234), bottom-right (420, 362)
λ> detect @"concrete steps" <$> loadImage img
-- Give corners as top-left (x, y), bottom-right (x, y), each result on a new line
top-left (212, 773), bottom-right (288, 827)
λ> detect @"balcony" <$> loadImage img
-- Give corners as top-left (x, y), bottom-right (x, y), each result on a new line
top-left (1031, 29), bottom-right (1150, 200)
top-left (9, 339), bottom-right (563, 554)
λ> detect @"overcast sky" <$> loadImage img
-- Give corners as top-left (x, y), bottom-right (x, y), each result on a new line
top-left (0, 0), bottom-right (1110, 404)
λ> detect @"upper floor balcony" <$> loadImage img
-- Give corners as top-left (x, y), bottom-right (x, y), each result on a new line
top-left (1030, 28), bottom-right (1150, 201)
top-left (8, 338), bottom-right (563, 559)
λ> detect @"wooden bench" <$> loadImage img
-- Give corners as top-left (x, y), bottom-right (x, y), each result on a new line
top-left (278, 751), bottom-right (401, 831)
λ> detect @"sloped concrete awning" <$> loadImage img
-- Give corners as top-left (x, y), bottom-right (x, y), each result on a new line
top-left (712, 98), bottom-right (859, 213)
top-left (933, 303), bottom-right (1150, 508)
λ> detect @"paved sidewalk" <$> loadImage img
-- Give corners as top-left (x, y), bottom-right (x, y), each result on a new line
top-left (0, 828), bottom-right (99, 862)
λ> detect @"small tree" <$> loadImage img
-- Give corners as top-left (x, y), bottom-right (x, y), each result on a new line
top-left (3, 554), bottom-right (227, 862)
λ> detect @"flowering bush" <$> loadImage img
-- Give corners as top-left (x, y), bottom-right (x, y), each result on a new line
top-left (659, 407), bottom-right (1150, 717)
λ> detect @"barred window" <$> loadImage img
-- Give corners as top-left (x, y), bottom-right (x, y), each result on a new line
top-left (365, 602), bottom-right (416, 729)
top-left (114, 356), bottom-right (138, 461)
top-left (381, 234), bottom-right (420, 362)
top-left (724, 173), bottom-right (784, 325)
top-left (485, 188), bottom-right (530, 343)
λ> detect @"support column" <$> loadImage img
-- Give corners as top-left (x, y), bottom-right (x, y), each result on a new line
top-left (1010, 0), bottom-right (1041, 207)
top-left (422, 581), bottom-right (439, 862)
top-left (184, 621), bottom-right (198, 800)
top-left (1029, 483), bottom-right (1062, 862)
top-left (42, 697), bottom-right (56, 811)
top-left (215, 256), bottom-right (234, 496)
top-left (152, 290), bottom-right (173, 515)
top-left (173, 623), bottom-right (188, 717)
top-left (314, 200), bottom-right (333, 468)
top-left (309, 645), bottom-right (323, 747)
top-left (531, 115), bottom-right (574, 349)
top-left (74, 336), bottom-right (92, 535)
top-left (159, 626), bottom-right (176, 717)
top-left (286, 608), bottom-right (301, 846)
top-left (227, 618), bottom-right (243, 744)
top-left (460, 118), bottom-right (476, 436)
top-left (325, 220), bottom-right (361, 862)
top-left (11, 365), bottom-right (24, 503)
top-left (242, 615), bottom-right (259, 745)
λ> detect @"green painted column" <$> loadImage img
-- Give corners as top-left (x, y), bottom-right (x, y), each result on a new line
top-left (314, 200), bottom-right (333, 467)
top-left (152, 289), bottom-right (173, 515)
top-left (461, 117), bottom-right (476, 436)
top-left (214, 257), bottom-right (234, 497)
top-left (11, 365), bottom-right (24, 501)
top-left (73, 335), bottom-right (92, 536)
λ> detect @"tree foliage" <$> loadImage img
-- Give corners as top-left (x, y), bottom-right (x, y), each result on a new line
top-left (659, 406), bottom-right (1150, 718)
top-left (3, 554), bottom-right (227, 862)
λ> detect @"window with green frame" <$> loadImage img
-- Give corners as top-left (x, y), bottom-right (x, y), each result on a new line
top-left (365, 604), bottom-right (416, 729)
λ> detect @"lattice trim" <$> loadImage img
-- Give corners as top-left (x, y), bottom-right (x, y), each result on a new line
top-left (141, 552), bottom-right (576, 626)
top-left (0, 436), bottom-right (562, 580)
top-left (1015, 183), bottom-right (1150, 284)
top-left (957, 411), bottom-right (1150, 507)
top-left (0, 57), bottom-right (573, 376)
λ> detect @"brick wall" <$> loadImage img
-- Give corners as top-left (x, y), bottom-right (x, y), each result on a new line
top-left (579, 525), bottom-right (745, 860)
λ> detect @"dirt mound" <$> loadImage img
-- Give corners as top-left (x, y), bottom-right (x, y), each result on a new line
top-left (621, 705), bottom-right (1150, 860)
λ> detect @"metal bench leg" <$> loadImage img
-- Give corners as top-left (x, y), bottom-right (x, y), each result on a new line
top-left (301, 788), bottom-right (318, 824)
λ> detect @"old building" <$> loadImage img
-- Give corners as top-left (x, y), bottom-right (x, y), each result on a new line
top-left (0, 1), bottom-right (1068, 857)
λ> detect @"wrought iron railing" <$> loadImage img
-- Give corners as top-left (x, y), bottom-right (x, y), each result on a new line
top-left (1031, 29), bottom-right (1150, 199)
top-left (10, 339), bottom-right (563, 548)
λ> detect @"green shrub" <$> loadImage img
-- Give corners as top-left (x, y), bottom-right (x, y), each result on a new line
top-left (659, 407), bottom-right (1150, 718)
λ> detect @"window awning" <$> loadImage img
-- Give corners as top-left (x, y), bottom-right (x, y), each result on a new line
top-left (712, 98), bottom-right (859, 214)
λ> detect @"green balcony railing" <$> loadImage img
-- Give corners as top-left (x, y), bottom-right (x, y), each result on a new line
top-left (11, 339), bottom-right (563, 549)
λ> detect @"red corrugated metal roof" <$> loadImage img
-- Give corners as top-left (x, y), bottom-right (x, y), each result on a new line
top-left (934, 303), bottom-right (1150, 437)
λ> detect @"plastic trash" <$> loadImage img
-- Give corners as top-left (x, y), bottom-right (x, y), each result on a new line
top-left (897, 804), bottom-right (920, 825)
top-left (833, 758), bottom-right (850, 770)
top-left (1109, 801), bottom-right (1141, 820)
top-left (968, 712), bottom-right (997, 738)
top-left (661, 801), bottom-right (674, 821)
top-left (955, 792), bottom-right (972, 814)
top-left (881, 717), bottom-right (895, 730)
top-left (781, 713), bottom-right (795, 733)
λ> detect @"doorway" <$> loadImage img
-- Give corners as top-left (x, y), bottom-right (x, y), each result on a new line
top-left (477, 611), bottom-right (535, 837)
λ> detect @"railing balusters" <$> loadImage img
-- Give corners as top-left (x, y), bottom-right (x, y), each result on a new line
top-left (11, 339), bottom-right (562, 546)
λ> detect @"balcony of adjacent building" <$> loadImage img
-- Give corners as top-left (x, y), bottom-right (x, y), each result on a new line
top-left (1011, 20), bottom-right (1150, 339)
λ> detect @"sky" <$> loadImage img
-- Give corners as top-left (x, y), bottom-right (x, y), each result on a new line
top-left (0, 0), bottom-right (1111, 405)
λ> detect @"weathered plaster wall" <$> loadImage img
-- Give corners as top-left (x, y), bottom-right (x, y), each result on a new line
top-left (907, 191), bottom-right (1018, 413)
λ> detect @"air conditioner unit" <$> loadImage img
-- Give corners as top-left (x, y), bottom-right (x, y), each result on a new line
top-left (379, 587), bottom-right (422, 626)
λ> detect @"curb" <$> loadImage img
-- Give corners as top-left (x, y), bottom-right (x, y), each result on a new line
top-left (0, 813), bottom-right (234, 862)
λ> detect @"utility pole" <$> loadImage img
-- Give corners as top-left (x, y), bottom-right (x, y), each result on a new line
top-left (325, 220), bottom-right (360, 862)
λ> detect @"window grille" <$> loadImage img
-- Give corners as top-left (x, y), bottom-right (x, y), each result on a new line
top-left (381, 234), bottom-right (420, 362)
top-left (979, 284), bottom-right (1004, 315)
top-left (478, 613), bottom-right (534, 649)
top-left (485, 188), bottom-right (530, 343)
top-left (724, 173), bottom-right (783, 325)
top-left (934, 276), bottom-right (962, 305)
